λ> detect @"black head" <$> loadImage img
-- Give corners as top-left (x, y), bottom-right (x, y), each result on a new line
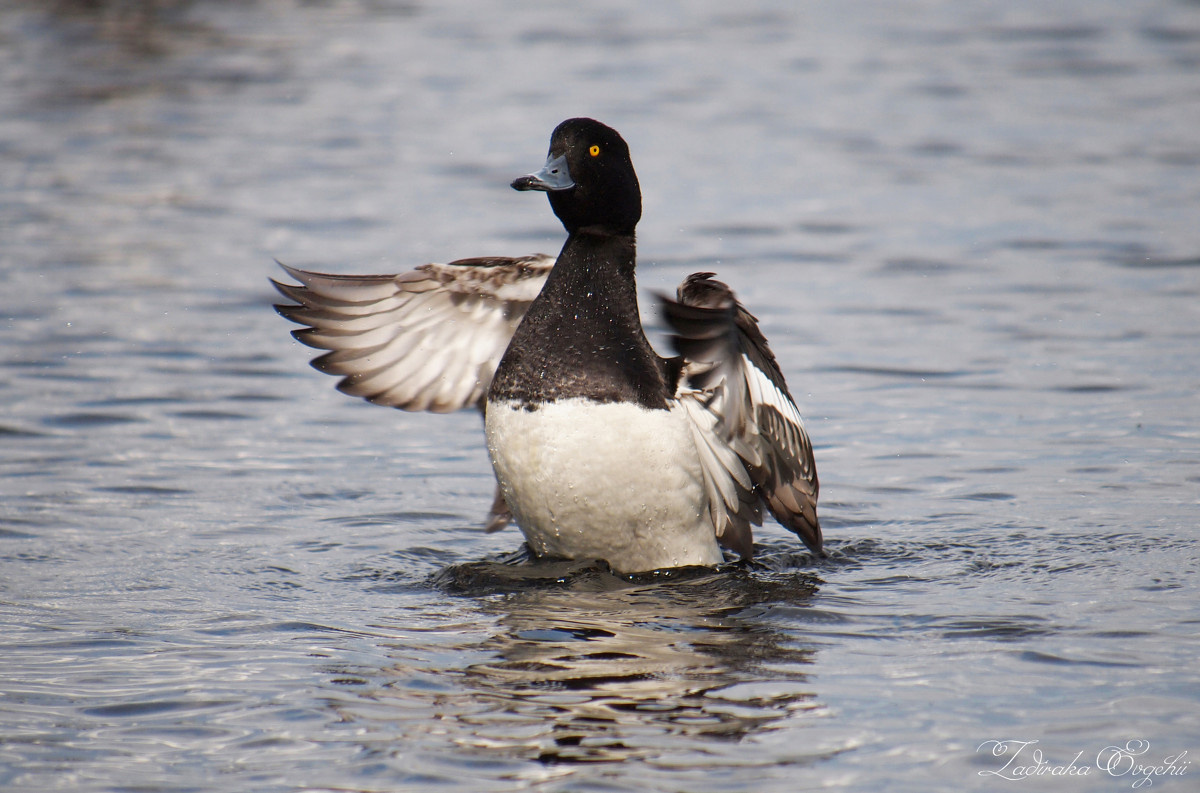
top-left (512, 118), bottom-right (642, 236)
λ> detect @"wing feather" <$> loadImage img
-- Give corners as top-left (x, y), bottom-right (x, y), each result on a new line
top-left (272, 254), bottom-right (554, 414)
top-left (676, 392), bottom-right (761, 557)
top-left (661, 273), bottom-right (822, 557)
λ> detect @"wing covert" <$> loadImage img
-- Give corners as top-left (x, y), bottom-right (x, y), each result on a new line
top-left (661, 272), bottom-right (822, 557)
top-left (272, 254), bottom-right (553, 413)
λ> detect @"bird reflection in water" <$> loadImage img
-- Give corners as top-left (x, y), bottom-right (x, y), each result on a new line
top-left (340, 558), bottom-right (827, 768)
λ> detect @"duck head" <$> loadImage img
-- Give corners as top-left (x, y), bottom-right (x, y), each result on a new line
top-left (512, 118), bottom-right (642, 236)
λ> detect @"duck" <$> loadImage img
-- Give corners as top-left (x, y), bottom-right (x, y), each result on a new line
top-left (273, 118), bottom-right (821, 574)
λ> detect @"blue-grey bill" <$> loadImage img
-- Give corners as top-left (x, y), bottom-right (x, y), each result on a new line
top-left (511, 153), bottom-right (574, 191)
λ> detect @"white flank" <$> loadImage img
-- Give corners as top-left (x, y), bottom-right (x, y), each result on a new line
top-left (485, 399), bottom-right (724, 573)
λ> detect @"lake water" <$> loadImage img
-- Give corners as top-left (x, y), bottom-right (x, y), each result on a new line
top-left (2, 1), bottom-right (1199, 791)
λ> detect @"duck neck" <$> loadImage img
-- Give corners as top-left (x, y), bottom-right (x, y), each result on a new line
top-left (546, 229), bottom-right (641, 326)
top-left (489, 229), bottom-right (671, 409)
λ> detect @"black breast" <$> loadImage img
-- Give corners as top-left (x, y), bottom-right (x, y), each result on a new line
top-left (488, 232), bottom-right (672, 410)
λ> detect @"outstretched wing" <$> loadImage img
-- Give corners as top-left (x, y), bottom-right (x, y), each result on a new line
top-left (272, 254), bottom-right (554, 413)
top-left (661, 273), bottom-right (822, 557)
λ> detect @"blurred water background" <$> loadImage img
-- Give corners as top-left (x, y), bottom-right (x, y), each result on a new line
top-left (2, 1), bottom-right (1199, 791)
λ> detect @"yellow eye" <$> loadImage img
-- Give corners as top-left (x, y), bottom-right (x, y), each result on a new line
top-left (588, 144), bottom-right (600, 157)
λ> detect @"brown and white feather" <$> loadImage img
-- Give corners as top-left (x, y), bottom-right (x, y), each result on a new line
top-left (272, 255), bottom-right (553, 414)
top-left (661, 272), bottom-right (822, 557)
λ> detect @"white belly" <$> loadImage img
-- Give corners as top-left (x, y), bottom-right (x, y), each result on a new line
top-left (484, 398), bottom-right (723, 573)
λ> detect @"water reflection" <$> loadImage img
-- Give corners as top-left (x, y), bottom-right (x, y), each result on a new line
top-left (338, 565), bottom-right (825, 767)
